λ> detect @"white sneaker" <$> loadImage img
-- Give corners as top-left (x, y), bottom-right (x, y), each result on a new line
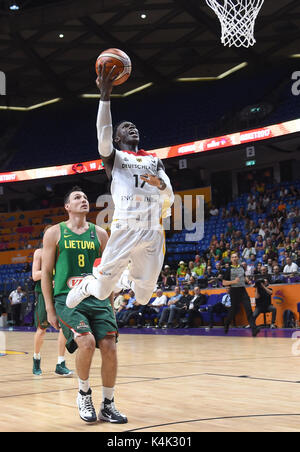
top-left (66, 275), bottom-right (95, 308)
top-left (77, 389), bottom-right (97, 423)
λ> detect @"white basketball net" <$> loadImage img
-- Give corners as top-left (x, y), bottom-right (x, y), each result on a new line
top-left (206, 0), bottom-right (264, 48)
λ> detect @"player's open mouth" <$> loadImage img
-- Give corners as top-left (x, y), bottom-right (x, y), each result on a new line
top-left (129, 128), bottom-right (138, 136)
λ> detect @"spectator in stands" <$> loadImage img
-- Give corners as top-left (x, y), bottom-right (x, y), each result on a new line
top-left (222, 242), bottom-right (232, 262)
top-left (255, 235), bottom-right (265, 252)
top-left (116, 290), bottom-right (136, 327)
top-left (183, 268), bottom-right (193, 286)
top-left (174, 286), bottom-right (193, 328)
top-left (114, 291), bottom-right (125, 313)
top-left (284, 236), bottom-right (292, 253)
top-left (290, 230), bottom-right (298, 245)
top-left (265, 237), bottom-right (276, 259)
top-left (242, 241), bottom-right (256, 260)
top-left (253, 279), bottom-right (276, 329)
top-left (208, 289), bottom-right (231, 329)
top-left (204, 266), bottom-right (216, 288)
top-left (185, 286), bottom-right (207, 328)
top-left (245, 254), bottom-right (257, 277)
top-left (188, 260), bottom-right (195, 273)
top-left (164, 271), bottom-right (176, 290)
top-left (270, 266), bottom-right (285, 284)
top-left (288, 222), bottom-right (299, 237)
top-left (8, 286), bottom-right (25, 326)
top-left (261, 266), bottom-right (271, 282)
top-left (157, 286), bottom-right (191, 329)
top-left (247, 197), bottom-right (256, 212)
top-left (225, 222), bottom-right (235, 238)
top-left (266, 258), bottom-right (274, 274)
top-left (161, 265), bottom-right (171, 287)
top-left (254, 262), bottom-right (263, 276)
top-left (287, 207), bottom-right (298, 219)
top-left (193, 258), bottom-right (206, 278)
top-left (277, 199), bottom-right (286, 213)
top-left (209, 205), bottom-right (219, 217)
top-left (149, 288), bottom-right (168, 316)
top-left (176, 261), bottom-right (187, 286)
top-left (283, 257), bottom-right (299, 275)
top-left (115, 298), bottom-right (128, 326)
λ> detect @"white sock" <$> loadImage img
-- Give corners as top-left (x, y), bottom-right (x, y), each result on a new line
top-left (78, 378), bottom-right (90, 394)
top-left (33, 353), bottom-right (41, 360)
top-left (102, 386), bottom-right (115, 403)
top-left (57, 356), bottom-right (65, 365)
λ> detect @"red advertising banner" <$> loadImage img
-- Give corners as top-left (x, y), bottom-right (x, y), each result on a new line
top-left (0, 118), bottom-right (299, 184)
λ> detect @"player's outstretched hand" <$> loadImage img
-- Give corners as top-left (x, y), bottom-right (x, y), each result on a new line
top-left (96, 63), bottom-right (119, 101)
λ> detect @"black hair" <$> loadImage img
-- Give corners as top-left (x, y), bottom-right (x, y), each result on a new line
top-left (64, 186), bottom-right (85, 204)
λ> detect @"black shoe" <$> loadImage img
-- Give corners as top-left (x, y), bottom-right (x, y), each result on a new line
top-left (99, 398), bottom-right (128, 424)
top-left (156, 324), bottom-right (162, 329)
top-left (224, 323), bottom-right (229, 334)
top-left (252, 327), bottom-right (261, 337)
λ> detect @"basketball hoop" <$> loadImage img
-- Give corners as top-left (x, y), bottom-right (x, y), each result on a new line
top-left (205, 0), bottom-right (264, 48)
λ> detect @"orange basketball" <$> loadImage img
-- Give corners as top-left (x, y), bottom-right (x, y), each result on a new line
top-left (95, 48), bottom-right (132, 86)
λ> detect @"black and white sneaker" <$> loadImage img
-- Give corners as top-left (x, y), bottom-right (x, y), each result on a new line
top-left (99, 398), bottom-right (128, 424)
top-left (76, 388), bottom-right (97, 423)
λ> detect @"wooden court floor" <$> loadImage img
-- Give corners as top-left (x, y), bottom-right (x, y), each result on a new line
top-left (1, 330), bottom-right (300, 432)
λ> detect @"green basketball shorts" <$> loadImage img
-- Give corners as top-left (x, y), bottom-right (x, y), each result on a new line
top-left (34, 292), bottom-right (50, 330)
top-left (54, 295), bottom-right (118, 353)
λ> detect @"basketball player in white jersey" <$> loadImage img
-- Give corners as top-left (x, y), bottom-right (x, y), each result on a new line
top-left (66, 64), bottom-right (174, 309)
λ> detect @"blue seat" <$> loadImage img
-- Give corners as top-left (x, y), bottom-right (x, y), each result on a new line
top-left (200, 293), bottom-right (228, 325)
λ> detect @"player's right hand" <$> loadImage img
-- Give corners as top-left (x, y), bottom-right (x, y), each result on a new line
top-left (47, 309), bottom-right (59, 330)
top-left (96, 63), bottom-right (119, 100)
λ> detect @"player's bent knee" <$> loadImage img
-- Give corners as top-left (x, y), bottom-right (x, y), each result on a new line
top-left (99, 334), bottom-right (117, 353)
top-left (75, 333), bottom-right (96, 352)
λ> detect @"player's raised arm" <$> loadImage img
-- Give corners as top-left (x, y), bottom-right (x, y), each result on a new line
top-left (95, 64), bottom-right (119, 178)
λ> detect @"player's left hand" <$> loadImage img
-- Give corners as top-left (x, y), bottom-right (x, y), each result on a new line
top-left (141, 173), bottom-right (162, 188)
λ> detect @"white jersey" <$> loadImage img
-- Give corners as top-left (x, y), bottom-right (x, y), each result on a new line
top-left (111, 149), bottom-right (164, 228)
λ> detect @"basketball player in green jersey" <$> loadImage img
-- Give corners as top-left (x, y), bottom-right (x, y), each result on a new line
top-left (32, 239), bottom-right (73, 376)
top-left (41, 186), bottom-right (127, 424)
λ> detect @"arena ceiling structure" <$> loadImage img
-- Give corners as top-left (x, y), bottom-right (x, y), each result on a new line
top-left (0, 0), bottom-right (300, 107)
